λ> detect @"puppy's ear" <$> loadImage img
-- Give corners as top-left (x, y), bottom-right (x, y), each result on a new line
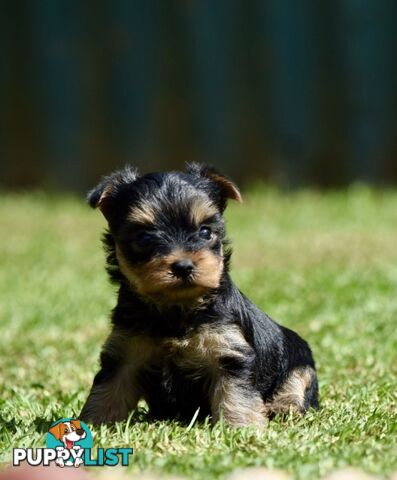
top-left (71, 419), bottom-right (82, 429)
top-left (87, 178), bottom-right (113, 210)
top-left (87, 165), bottom-right (139, 218)
top-left (49, 422), bottom-right (63, 440)
top-left (186, 162), bottom-right (242, 202)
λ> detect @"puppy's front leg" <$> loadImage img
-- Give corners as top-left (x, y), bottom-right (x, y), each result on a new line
top-left (80, 358), bottom-right (140, 424)
top-left (80, 330), bottom-right (156, 425)
top-left (210, 373), bottom-right (266, 427)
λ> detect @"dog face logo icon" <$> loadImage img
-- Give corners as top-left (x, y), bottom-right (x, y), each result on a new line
top-left (48, 419), bottom-right (86, 449)
top-left (46, 418), bottom-right (92, 467)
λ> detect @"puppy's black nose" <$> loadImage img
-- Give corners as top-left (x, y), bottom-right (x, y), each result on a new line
top-left (76, 429), bottom-right (84, 436)
top-left (171, 259), bottom-right (194, 279)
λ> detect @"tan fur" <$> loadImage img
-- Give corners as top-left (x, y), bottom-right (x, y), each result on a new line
top-left (164, 324), bottom-right (265, 427)
top-left (206, 173), bottom-right (242, 202)
top-left (96, 184), bottom-right (113, 208)
top-left (211, 377), bottom-right (266, 427)
top-left (189, 197), bottom-right (219, 227)
top-left (266, 366), bottom-right (315, 413)
top-left (128, 200), bottom-right (156, 224)
top-left (165, 324), bottom-right (246, 374)
top-left (80, 331), bottom-right (158, 424)
top-left (189, 250), bottom-right (223, 289)
top-left (116, 246), bottom-right (223, 303)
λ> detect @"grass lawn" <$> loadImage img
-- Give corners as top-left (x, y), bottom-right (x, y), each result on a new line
top-left (0, 186), bottom-right (396, 479)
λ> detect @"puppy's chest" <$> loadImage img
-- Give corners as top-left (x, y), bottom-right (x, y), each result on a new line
top-left (124, 323), bottom-right (249, 376)
top-left (157, 323), bottom-right (248, 373)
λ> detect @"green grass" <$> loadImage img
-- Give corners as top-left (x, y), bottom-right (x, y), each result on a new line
top-left (0, 186), bottom-right (396, 479)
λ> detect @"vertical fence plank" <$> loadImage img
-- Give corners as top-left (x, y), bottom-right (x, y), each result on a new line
top-left (259, 0), bottom-right (315, 185)
top-left (31, 0), bottom-right (86, 190)
top-left (337, 0), bottom-right (395, 181)
top-left (104, 0), bottom-right (159, 168)
top-left (186, 0), bottom-right (239, 175)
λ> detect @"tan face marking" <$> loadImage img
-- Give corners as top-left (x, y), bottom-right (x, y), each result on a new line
top-left (116, 246), bottom-right (223, 303)
top-left (189, 197), bottom-right (219, 227)
top-left (128, 195), bottom-right (218, 227)
top-left (128, 200), bottom-right (156, 224)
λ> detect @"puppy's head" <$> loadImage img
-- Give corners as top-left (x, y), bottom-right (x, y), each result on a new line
top-left (49, 420), bottom-right (85, 441)
top-left (88, 163), bottom-right (241, 305)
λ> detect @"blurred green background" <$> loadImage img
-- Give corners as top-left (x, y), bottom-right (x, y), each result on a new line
top-left (1, 0), bottom-right (397, 191)
top-left (1, 188), bottom-right (396, 478)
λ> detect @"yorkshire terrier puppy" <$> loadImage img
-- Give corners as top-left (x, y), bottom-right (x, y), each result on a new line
top-left (80, 164), bottom-right (318, 426)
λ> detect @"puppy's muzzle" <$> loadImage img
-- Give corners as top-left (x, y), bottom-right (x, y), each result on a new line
top-left (171, 259), bottom-right (194, 279)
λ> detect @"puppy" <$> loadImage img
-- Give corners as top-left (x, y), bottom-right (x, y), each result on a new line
top-left (80, 164), bottom-right (318, 427)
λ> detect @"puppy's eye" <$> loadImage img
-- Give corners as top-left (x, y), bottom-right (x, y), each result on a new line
top-left (199, 226), bottom-right (212, 240)
top-left (136, 232), bottom-right (155, 248)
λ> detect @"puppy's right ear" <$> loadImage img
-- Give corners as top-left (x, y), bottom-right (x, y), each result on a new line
top-left (87, 178), bottom-right (112, 209)
top-left (48, 422), bottom-right (62, 440)
top-left (87, 166), bottom-right (139, 219)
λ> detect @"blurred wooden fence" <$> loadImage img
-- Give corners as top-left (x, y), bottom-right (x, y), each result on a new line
top-left (1, 0), bottom-right (397, 191)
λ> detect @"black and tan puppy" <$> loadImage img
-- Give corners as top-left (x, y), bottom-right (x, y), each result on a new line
top-left (80, 164), bottom-right (318, 426)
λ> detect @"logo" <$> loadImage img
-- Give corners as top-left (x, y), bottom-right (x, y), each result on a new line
top-left (13, 418), bottom-right (133, 468)
top-left (45, 418), bottom-right (93, 467)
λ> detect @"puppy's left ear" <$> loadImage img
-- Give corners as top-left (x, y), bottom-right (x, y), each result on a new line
top-left (186, 163), bottom-right (242, 203)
